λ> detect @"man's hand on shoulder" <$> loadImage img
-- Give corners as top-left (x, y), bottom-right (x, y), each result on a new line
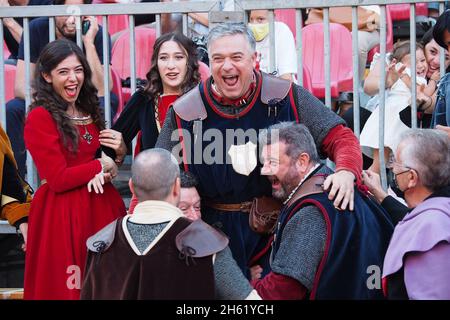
top-left (323, 170), bottom-right (355, 211)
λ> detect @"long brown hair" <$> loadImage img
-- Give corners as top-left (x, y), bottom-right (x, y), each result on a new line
top-left (30, 39), bottom-right (104, 152)
top-left (144, 32), bottom-right (200, 99)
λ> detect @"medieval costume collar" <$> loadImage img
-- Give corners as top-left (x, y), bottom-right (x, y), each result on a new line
top-left (123, 200), bottom-right (185, 256)
top-left (129, 200), bottom-right (184, 224)
top-left (283, 163), bottom-right (322, 205)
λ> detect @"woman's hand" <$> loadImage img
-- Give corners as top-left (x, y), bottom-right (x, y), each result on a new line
top-left (99, 152), bottom-right (118, 178)
top-left (430, 70), bottom-right (441, 82)
top-left (99, 129), bottom-right (127, 165)
top-left (416, 84), bottom-right (433, 111)
top-left (87, 172), bottom-right (113, 194)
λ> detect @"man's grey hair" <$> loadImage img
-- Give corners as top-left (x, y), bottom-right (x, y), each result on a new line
top-left (131, 148), bottom-right (180, 201)
top-left (399, 129), bottom-right (450, 191)
top-left (259, 122), bottom-right (320, 163)
top-left (207, 22), bottom-right (256, 54)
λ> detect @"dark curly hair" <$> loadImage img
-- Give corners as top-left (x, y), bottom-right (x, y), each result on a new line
top-left (30, 39), bottom-right (104, 153)
top-left (433, 10), bottom-right (450, 49)
top-left (144, 32), bottom-right (201, 99)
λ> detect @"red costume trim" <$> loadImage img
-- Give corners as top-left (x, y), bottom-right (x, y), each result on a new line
top-left (382, 277), bottom-right (389, 298)
top-left (289, 89), bottom-right (300, 122)
top-left (279, 197), bottom-right (332, 300)
top-left (203, 72), bottom-right (263, 119)
top-left (248, 234), bottom-right (274, 267)
top-left (175, 114), bottom-right (189, 172)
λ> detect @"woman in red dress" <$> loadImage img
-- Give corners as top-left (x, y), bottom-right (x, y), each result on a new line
top-left (99, 32), bottom-right (202, 213)
top-left (23, 39), bottom-right (126, 300)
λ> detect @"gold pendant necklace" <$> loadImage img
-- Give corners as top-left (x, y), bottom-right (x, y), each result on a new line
top-left (68, 114), bottom-right (93, 144)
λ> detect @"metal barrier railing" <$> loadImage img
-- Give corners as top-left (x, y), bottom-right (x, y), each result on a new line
top-left (0, 1), bottom-right (220, 190)
top-left (242, 0), bottom-right (447, 189)
top-left (0, 0), bottom-right (447, 192)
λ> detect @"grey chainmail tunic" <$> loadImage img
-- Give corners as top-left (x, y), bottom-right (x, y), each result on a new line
top-left (126, 220), bottom-right (168, 253)
top-left (270, 165), bottom-right (332, 292)
top-left (126, 220), bottom-right (253, 299)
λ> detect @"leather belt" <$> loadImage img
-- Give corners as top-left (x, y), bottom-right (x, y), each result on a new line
top-left (204, 200), bottom-right (252, 213)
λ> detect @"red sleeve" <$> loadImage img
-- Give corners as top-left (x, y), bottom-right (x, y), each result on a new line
top-left (321, 124), bottom-right (362, 183)
top-left (24, 107), bottom-right (102, 193)
top-left (251, 272), bottom-right (307, 300)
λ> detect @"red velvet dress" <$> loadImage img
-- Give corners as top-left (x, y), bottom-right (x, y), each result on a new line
top-left (23, 107), bottom-right (126, 300)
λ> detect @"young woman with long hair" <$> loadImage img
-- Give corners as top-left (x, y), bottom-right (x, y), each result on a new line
top-left (99, 32), bottom-right (201, 212)
top-left (23, 39), bottom-right (126, 300)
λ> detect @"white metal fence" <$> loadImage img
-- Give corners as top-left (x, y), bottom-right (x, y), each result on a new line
top-left (241, 0), bottom-right (448, 188)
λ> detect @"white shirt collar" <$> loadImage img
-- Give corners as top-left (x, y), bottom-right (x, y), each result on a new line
top-left (129, 200), bottom-right (184, 224)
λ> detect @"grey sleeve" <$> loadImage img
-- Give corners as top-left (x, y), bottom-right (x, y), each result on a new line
top-left (155, 108), bottom-right (179, 151)
top-left (213, 246), bottom-right (253, 300)
top-left (293, 84), bottom-right (346, 152)
top-left (271, 205), bottom-right (327, 291)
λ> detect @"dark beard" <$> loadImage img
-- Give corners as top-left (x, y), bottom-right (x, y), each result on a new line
top-left (57, 27), bottom-right (76, 40)
top-left (272, 166), bottom-right (301, 202)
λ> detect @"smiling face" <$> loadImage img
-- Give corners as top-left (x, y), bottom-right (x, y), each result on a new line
top-left (416, 48), bottom-right (429, 78)
top-left (209, 34), bottom-right (257, 100)
top-left (178, 187), bottom-right (201, 221)
top-left (157, 40), bottom-right (188, 95)
top-left (55, 0), bottom-right (84, 39)
top-left (424, 39), bottom-right (450, 78)
top-left (261, 141), bottom-right (302, 202)
top-left (42, 54), bottom-right (84, 106)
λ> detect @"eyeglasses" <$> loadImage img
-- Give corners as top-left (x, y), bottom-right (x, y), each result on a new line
top-left (392, 161), bottom-right (415, 173)
top-left (394, 168), bottom-right (411, 178)
top-left (391, 162), bottom-right (417, 186)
